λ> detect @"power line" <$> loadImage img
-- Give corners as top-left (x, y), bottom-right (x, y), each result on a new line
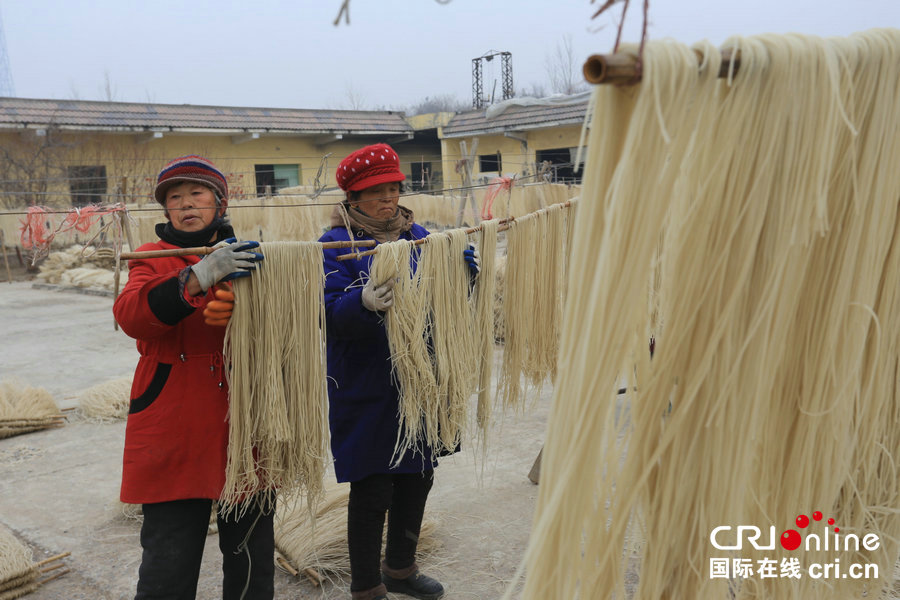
top-left (0, 9), bottom-right (13, 97)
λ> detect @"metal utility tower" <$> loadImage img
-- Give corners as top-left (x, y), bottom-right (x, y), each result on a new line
top-left (472, 51), bottom-right (512, 109)
top-left (0, 6), bottom-right (14, 97)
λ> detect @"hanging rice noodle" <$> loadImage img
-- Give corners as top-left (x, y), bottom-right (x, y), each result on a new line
top-left (130, 215), bottom-right (162, 249)
top-left (474, 219), bottom-right (499, 435)
top-left (370, 226), bottom-right (501, 459)
top-left (497, 202), bottom-right (571, 411)
top-left (369, 239), bottom-right (437, 456)
top-left (517, 30), bottom-right (900, 600)
top-left (422, 229), bottom-right (478, 451)
top-left (222, 241), bottom-right (330, 517)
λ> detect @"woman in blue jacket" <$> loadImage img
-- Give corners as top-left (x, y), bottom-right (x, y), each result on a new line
top-left (319, 143), bottom-right (477, 600)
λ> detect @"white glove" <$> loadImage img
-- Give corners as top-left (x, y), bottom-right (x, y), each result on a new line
top-left (361, 277), bottom-right (396, 312)
top-left (191, 239), bottom-right (263, 292)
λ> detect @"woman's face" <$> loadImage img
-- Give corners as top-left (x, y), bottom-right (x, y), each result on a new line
top-left (164, 182), bottom-right (224, 232)
top-left (354, 182), bottom-right (400, 221)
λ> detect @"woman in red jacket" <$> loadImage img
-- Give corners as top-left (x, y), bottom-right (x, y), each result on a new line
top-left (113, 155), bottom-right (270, 600)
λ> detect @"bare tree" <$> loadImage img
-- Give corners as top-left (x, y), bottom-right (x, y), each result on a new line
top-left (0, 126), bottom-right (70, 209)
top-left (545, 34), bottom-right (589, 95)
top-left (101, 70), bottom-right (119, 102)
top-left (341, 83), bottom-right (367, 110)
top-left (407, 94), bottom-right (468, 115)
top-left (518, 82), bottom-right (548, 99)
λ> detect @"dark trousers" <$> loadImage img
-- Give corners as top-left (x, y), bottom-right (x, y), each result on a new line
top-left (134, 495), bottom-right (275, 600)
top-left (347, 470), bottom-right (435, 592)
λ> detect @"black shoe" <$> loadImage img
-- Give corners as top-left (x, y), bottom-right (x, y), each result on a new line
top-left (382, 570), bottom-right (444, 600)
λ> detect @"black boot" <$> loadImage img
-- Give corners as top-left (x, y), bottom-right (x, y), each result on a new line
top-left (381, 562), bottom-right (444, 600)
top-left (350, 583), bottom-right (388, 600)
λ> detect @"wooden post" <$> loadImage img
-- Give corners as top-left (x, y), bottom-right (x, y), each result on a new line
top-left (121, 208), bottom-right (136, 252)
top-left (456, 138), bottom-right (479, 227)
top-left (0, 230), bottom-right (11, 284)
top-left (528, 447), bottom-right (542, 484)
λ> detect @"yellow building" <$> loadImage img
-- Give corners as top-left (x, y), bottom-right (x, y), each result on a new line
top-left (0, 97), bottom-right (440, 210)
top-left (438, 95), bottom-right (590, 190)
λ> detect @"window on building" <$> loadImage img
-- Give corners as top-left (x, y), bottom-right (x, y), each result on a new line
top-left (410, 161), bottom-right (432, 191)
top-left (254, 164), bottom-right (301, 195)
top-left (535, 148), bottom-right (582, 184)
top-left (67, 166), bottom-right (108, 207)
top-left (478, 152), bottom-right (501, 173)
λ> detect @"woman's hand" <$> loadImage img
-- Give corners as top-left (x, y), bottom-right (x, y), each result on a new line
top-left (190, 239), bottom-right (263, 293)
top-left (203, 286), bottom-right (235, 326)
top-left (361, 277), bottom-right (396, 312)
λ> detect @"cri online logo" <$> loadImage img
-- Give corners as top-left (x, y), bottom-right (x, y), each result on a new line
top-left (781, 510), bottom-right (832, 551)
top-left (710, 509), bottom-right (880, 552)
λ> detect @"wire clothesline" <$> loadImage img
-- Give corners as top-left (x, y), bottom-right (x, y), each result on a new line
top-left (0, 173), bottom-right (574, 217)
top-left (0, 159), bottom-right (585, 189)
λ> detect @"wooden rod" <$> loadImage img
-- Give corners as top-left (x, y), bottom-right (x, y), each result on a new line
top-left (335, 216), bottom-right (516, 262)
top-left (583, 48), bottom-right (741, 85)
top-left (32, 552), bottom-right (71, 569)
top-left (36, 569), bottom-right (70, 586)
top-left (275, 556), bottom-right (298, 576)
top-left (335, 199), bottom-right (575, 262)
top-left (1, 418), bottom-right (66, 426)
top-left (39, 563), bottom-right (66, 574)
top-left (302, 567), bottom-right (322, 587)
top-left (120, 239), bottom-right (376, 260)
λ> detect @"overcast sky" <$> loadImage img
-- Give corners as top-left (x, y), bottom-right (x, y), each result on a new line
top-left (1, 1), bottom-right (897, 112)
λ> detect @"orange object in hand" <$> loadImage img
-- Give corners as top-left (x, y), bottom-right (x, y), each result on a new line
top-left (204, 286), bottom-right (235, 326)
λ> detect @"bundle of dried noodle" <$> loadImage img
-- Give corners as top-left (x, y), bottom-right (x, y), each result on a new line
top-left (275, 482), bottom-right (440, 578)
top-left (0, 378), bottom-right (62, 439)
top-left (223, 241), bottom-right (330, 516)
top-left (77, 376), bottom-right (132, 421)
top-left (0, 524), bottom-right (68, 597)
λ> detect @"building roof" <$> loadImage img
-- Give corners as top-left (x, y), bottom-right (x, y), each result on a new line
top-left (441, 99), bottom-right (589, 138)
top-left (0, 97), bottom-right (413, 136)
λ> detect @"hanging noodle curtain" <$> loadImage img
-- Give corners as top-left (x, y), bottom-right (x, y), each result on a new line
top-left (222, 241), bottom-right (330, 516)
top-left (517, 29), bottom-right (900, 600)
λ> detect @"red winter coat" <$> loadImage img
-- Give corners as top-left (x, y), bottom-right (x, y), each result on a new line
top-left (113, 240), bottom-right (229, 504)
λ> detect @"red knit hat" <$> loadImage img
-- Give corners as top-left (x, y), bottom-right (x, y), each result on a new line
top-left (336, 143), bottom-right (405, 192)
top-left (154, 155), bottom-right (228, 205)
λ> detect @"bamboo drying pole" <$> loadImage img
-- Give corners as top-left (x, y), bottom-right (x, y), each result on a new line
top-left (582, 47), bottom-right (741, 84)
top-left (335, 200), bottom-right (575, 262)
top-left (119, 239), bottom-right (376, 260)
top-left (335, 216), bottom-right (517, 262)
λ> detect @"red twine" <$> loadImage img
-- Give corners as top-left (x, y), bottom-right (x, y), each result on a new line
top-left (481, 176), bottom-right (514, 220)
top-left (19, 204), bottom-right (125, 255)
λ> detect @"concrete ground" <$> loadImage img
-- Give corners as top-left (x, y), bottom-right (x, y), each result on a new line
top-left (0, 279), bottom-right (548, 600)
